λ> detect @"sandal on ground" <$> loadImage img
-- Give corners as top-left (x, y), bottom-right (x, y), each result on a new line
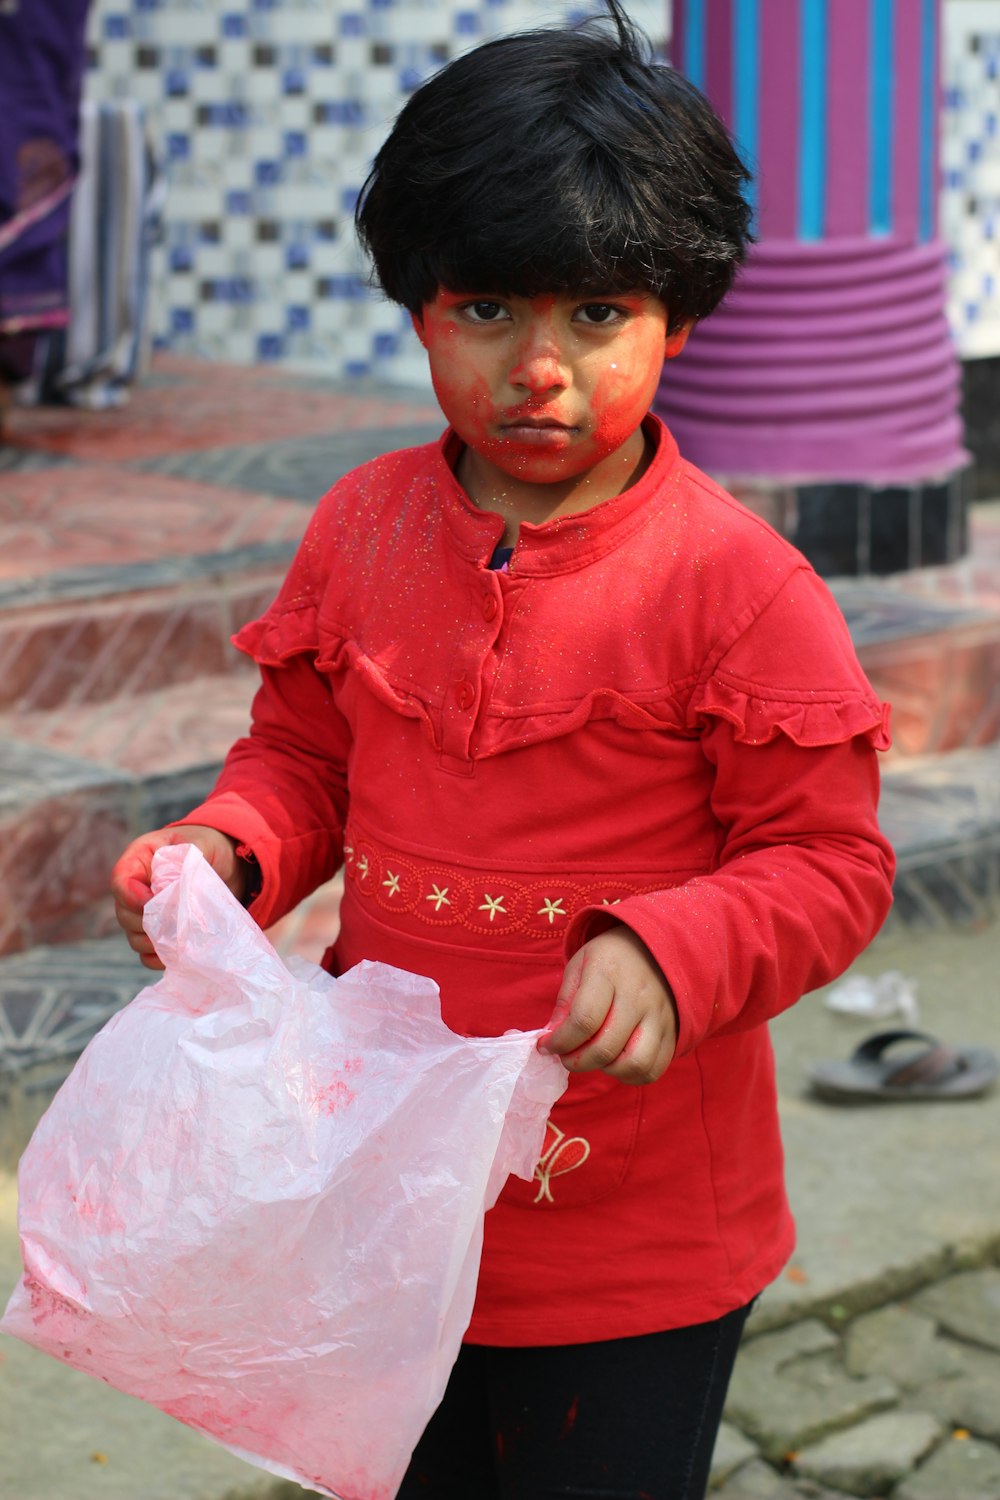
top-left (807, 1029), bottom-right (999, 1103)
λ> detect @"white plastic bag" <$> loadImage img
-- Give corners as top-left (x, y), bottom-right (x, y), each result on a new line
top-left (1, 844), bottom-right (567, 1499)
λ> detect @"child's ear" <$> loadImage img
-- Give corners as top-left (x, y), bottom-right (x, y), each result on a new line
top-left (664, 320), bottom-right (694, 360)
top-left (410, 310), bottom-right (426, 348)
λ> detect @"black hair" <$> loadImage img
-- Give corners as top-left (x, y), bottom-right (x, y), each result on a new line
top-left (354, 0), bottom-right (753, 333)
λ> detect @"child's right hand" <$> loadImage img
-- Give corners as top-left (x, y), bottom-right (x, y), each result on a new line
top-left (111, 825), bottom-right (246, 969)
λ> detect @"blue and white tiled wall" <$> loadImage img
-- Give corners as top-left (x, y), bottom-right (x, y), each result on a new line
top-left (82, 0), bottom-right (665, 382)
top-left (943, 0), bottom-right (1000, 358)
top-left (83, 0), bottom-right (1000, 381)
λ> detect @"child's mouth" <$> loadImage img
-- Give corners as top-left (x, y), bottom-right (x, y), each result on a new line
top-left (499, 417), bottom-right (578, 445)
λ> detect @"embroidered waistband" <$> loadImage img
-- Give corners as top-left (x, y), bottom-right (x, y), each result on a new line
top-left (341, 824), bottom-right (667, 940)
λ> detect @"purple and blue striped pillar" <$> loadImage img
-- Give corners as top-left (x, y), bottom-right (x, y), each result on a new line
top-left (657, 0), bottom-right (968, 492)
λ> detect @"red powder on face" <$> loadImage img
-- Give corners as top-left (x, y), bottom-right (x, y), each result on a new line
top-left (421, 291), bottom-right (672, 504)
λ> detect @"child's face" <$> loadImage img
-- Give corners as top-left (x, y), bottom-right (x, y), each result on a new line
top-left (414, 290), bottom-right (690, 506)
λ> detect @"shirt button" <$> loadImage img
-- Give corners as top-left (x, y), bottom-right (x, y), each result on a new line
top-left (455, 680), bottom-right (475, 710)
top-left (482, 595), bottom-right (498, 621)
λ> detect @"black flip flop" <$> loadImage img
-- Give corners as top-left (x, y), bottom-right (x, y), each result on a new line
top-left (807, 1028), bottom-right (999, 1103)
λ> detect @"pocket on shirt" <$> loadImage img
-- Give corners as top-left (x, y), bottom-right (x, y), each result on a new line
top-left (499, 1070), bottom-right (643, 1211)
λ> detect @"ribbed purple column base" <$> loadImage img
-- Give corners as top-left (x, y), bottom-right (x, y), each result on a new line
top-left (655, 238), bottom-right (969, 486)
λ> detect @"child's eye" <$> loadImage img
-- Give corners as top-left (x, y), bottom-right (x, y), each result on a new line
top-left (574, 303), bottom-right (624, 325)
top-left (461, 301), bottom-right (510, 323)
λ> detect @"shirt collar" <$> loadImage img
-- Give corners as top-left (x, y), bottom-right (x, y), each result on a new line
top-left (433, 415), bottom-right (682, 576)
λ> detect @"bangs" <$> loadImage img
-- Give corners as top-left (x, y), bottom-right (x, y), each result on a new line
top-left (356, 9), bottom-right (752, 330)
top-left (422, 217), bottom-right (667, 305)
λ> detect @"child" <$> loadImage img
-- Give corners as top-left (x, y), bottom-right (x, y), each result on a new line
top-left (112, 5), bottom-right (895, 1495)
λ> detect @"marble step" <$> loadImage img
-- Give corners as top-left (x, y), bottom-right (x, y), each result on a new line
top-left (832, 576), bottom-right (1000, 755)
top-left (0, 371), bottom-right (442, 716)
top-left (879, 744), bottom-right (1000, 931)
top-left (0, 673), bottom-right (256, 959)
top-left (1, 661), bottom-right (997, 965)
top-left (0, 547), bottom-right (290, 717)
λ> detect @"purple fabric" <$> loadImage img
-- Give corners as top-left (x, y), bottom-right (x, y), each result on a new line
top-left (0, 0), bottom-right (92, 337)
top-left (655, 238), bottom-right (969, 485)
top-left (892, 4), bottom-right (924, 242)
top-left (757, 0), bottom-right (800, 240)
top-left (825, 0), bottom-right (871, 238)
top-left (704, 0), bottom-right (734, 131)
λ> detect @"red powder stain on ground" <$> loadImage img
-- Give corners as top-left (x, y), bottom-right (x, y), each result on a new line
top-left (559, 1395), bottom-right (579, 1441)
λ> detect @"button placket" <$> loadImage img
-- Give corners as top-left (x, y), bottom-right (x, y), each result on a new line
top-left (441, 576), bottom-right (504, 759)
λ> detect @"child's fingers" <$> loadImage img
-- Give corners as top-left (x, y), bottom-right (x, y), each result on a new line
top-left (600, 1019), bottom-right (675, 1086)
top-left (110, 836), bottom-right (165, 912)
top-left (540, 952), bottom-right (615, 1059)
top-left (113, 899), bottom-right (165, 968)
top-left (557, 996), bottom-right (639, 1074)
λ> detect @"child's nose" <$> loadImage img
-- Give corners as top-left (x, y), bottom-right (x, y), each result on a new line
top-left (508, 329), bottom-right (570, 395)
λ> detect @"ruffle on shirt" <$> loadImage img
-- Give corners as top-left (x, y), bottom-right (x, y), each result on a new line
top-left (234, 606), bottom-right (442, 741)
top-left (693, 672), bottom-right (892, 750)
top-left (234, 604), bottom-right (319, 664)
top-left (233, 586), bottom-right (892, 758)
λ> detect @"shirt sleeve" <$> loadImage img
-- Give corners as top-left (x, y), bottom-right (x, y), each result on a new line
top-left (180, 652), bottom-right (351, 931)
top-left (565, 567), bottom-right (896, 1055)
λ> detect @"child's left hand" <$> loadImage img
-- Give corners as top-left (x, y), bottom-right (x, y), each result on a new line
top-left (540, 926), bottom-right (678, 1084)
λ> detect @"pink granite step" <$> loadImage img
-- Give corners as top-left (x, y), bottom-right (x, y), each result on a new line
top-left (0, 674), bottom-right (256, 959)
top-left (830, 502), bottom-right (1000, 757)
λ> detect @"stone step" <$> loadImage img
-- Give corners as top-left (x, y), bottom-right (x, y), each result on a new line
top-left (2, 673), bottom-right (998, 967)
top-left (879, 743), bottom-right (1000, 930)
top-left (0, 447), bottom-right (304, 716)
top-left (0, 370), bottom-right (441, 717)
top-left (1, 636), bottom-right (995, 989)
top-left (832, 577), bottom-right (1000, 756)
top-left (0, 557), bottom-right (288, 715)
top-left (0, 672), bottom-right (256, 958)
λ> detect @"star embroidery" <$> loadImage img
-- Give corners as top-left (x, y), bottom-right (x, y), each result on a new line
top-left (382, 870), bottom-right (401, 897)
top-left (601, 896), bottom-right (621, 905)
top-left (356, 855), bottom-right (370, 879)
top-left (537, 897), bottom-right (567, 925)
top-left (426, 884), bottom-right (451, 911)
top-left (343, 843), bottom-right (354, 861)
top-left (479, 893), bottom-right (507, 922)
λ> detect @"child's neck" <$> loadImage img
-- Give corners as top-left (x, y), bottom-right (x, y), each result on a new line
top-left (456, 428), bottom-right (654, 547)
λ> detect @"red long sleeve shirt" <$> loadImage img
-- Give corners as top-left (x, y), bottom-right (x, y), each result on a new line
top-left (184, 417), bottom-right (894, 1345)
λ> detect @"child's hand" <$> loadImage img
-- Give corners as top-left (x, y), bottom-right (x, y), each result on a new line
top-left (111, 826), bottom-right (246, 970)
top-left (541, 926), bottom-right (678, 1085)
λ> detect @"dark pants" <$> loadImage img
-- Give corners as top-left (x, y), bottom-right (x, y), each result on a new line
top-left (396, 1300), bottom-right (753, 1500)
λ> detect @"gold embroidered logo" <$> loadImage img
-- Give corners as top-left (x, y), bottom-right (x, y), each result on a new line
top-left (533, 1120), bottom-right (591, 1204)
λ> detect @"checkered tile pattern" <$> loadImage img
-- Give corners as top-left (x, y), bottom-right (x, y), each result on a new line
top-left (81, 1), bottom-right (999, 376)
top-left (80, 0), bottom-right (665, 382)
top-left (943, 1), bottom-right (1000, 358)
